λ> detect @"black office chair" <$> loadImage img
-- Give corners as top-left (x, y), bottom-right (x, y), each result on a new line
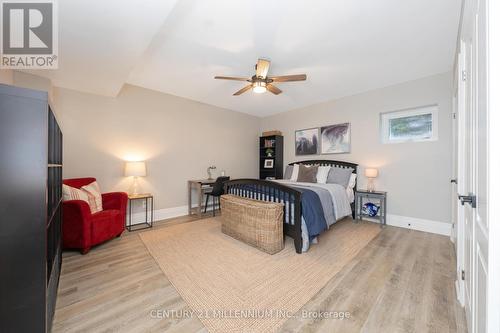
top-left (204, 176), bottom-right (230, 216)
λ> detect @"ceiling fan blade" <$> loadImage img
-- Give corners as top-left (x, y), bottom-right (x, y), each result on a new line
top-left (255, 59), bottom-right (270, 78)
top-left (266, 84), bottom-right (282, 95)
top-left (214, 76), bottom-right (249, 81)
top-left (233, 85), bottom-right (253, 96)
top-left (269, 74), bottom-right (307, 82)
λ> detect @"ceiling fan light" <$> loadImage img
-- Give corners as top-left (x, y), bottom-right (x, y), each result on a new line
top-left (252, 81), bottom-right (266, 93)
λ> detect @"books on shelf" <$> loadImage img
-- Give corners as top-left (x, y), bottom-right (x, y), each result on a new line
top-left (264, 139), bottom-right (275, 148)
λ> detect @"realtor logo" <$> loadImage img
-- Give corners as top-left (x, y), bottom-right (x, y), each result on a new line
top-left (1, 0), bottom-right (58, 68)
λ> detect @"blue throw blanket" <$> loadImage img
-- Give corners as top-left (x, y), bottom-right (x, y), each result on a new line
top-left (289, 186), bottom-right (328, 240)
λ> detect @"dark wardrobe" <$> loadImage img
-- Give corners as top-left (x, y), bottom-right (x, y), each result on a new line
top-left (0, 84), bottom-right (63, 332)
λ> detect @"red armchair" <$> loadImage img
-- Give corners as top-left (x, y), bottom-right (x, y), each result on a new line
top-left (62, 177), bottom-right (128, 254)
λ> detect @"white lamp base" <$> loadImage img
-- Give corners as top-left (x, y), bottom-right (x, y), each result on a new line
top-left (131, 176), bottom-right (140, 195)
top-left (367, 178), bottom-right (375, 192)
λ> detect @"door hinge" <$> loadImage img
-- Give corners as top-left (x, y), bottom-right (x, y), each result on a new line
top-left (461, 269), bottom-right (465, 280)
top-left (461, 70), bottom-right (467, 82)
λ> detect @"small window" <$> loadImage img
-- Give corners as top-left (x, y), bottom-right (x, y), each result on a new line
top-left (380, 105), bottom-right (438, 143)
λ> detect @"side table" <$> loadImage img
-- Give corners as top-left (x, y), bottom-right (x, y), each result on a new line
top-left (355, 190), bottom-right (387, 227)
top-left (127, 193), bottom-right (154, 231)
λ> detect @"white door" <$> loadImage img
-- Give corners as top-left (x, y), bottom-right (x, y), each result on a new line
top-left (457, 38), bottom-right (473, 330)
top-left (456, 0), bottom-right (489, 332)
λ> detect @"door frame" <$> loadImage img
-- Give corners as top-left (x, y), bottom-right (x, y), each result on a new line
top-left (455, 0), bottom-right (499, 332)
top-left (487, 0), bottom-right (500, 331)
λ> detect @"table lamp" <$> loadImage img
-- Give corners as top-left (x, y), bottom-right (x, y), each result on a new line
top-left (364, 168), bottom-right (378, 192)
top-left (125, 161), bottom-right (146, 195)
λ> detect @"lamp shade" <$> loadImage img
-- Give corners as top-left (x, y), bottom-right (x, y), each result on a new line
top-left (125, 161), bottom-right (146, 177)
top-left (364, 168), bottom-right (378, 178)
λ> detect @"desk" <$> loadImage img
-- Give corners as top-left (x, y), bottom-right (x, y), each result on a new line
top-left (188, 179), bottom-right (216, 218)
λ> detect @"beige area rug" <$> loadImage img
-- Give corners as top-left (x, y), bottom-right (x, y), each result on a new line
top-left (139, 218), bottom-right (380, 333)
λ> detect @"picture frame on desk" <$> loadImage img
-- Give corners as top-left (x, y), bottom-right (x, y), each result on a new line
top-left (264, 159), bottom-right (274, 168)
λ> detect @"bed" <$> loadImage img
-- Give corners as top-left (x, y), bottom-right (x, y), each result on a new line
top-left (223, 160), bottom-right (358, 253)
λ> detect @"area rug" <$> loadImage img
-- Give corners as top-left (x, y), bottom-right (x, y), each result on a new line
top-left (139, 217), bottom-right (380, 333)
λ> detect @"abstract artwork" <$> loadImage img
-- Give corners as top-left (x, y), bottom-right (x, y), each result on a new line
top-left (320, 123), bottom-right (351, 154)
top-left (295, 128), bottom-right (319, 155)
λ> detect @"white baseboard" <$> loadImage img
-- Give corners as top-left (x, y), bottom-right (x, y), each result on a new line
top-left (154, 205), bottom-right (189, 221)
top-left (385, 214), bottom-right (452, 236)
top-left (128, 204), bottom-right (218, 225)
top-left (129, 205), bottom-right (452, 237)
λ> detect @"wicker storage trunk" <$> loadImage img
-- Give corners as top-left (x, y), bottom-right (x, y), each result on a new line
top-left (220, 194), bottom-right (284, 254)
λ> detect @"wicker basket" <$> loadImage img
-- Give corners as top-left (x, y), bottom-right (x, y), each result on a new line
top-left (220, 194), bottom-right (284, 255)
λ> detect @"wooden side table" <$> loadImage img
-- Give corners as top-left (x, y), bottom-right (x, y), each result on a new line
top-left (127, 193), bottom-right (154, 231)
top-left (355, 190), bottom-right (387, 227)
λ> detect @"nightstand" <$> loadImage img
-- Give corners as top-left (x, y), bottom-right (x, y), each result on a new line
top-left (355, 190), bottom-right (387, 227)
top-left (127, 193), bottom-right (154, 231)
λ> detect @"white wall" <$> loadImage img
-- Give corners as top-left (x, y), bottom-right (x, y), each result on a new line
top-left (261, 72), bottom-right (453, 225)
top-left (52, 84), bottom-right (260, 211)
top-left (0, 70), bottom-right (14, 85)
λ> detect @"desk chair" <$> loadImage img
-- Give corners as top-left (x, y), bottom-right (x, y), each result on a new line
top-left (204, 176), bottom-right (230, 216)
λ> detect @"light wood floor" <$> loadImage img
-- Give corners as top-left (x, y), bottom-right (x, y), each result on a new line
top-left (53, 215), bottom-right (467, 333)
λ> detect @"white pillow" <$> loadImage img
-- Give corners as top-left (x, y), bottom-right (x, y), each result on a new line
top-left (81, 181), bottom-right (103, 213)
top-left (290, 164), bottom-right (300, 182)
top-left (348, 173), bottom-right (357, 189)
top-left (316, 166), bottom-right (331, 184)
top-left (63, 182), bottom-right (103, 214)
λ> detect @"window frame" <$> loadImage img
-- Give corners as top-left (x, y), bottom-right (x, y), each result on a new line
top-left (380, 105), bottom-right (439, 144)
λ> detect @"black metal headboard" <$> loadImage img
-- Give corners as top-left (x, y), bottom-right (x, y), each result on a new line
top-left (288, 159), bottom-right (358, 171)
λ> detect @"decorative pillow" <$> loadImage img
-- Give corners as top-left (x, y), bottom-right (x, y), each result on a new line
top-left (348, 173), bottom-right (357, 189)
top-left (81, 181), bottom-right (103, 213)
top-left (284, 165), bottom-right (293, 180)
top-left (63, 184), bottom-right (91, 210)
top-left (63, 182), bottom-right (103, 214)
top-left (327, 166), bottom-right (354, 188)
top-left (290, 164), bottom-right (300, 182)
top-left (316, 166), bottom-right (331, 184)
top-left (297, 164), bottom-right (318, 183)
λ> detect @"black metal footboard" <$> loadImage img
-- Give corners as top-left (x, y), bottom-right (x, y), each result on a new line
top-left (223, 179), bottom-right (303, 253)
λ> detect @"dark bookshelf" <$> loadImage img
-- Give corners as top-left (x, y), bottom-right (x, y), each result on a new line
top-left (0, 84), bottom-right (63, 332)
top-left (259, 135), bottom-right (283, 180)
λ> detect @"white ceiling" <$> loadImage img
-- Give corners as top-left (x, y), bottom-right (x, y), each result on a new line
top-left (27, 0), bottom-right (461, 117)
top-left (25, 0), bottom-right (179, 96)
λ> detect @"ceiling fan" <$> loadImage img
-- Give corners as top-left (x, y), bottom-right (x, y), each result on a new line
top-left (214, 59), bottom-right (307, 96)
